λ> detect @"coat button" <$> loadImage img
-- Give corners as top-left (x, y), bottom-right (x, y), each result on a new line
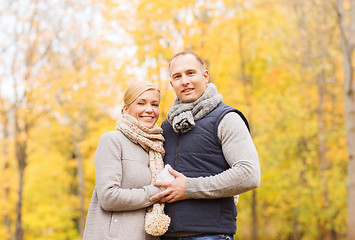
top-left (114, 219), bottom-right (117, 222)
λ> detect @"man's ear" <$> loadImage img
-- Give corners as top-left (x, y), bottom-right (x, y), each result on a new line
top-left (203, 70), bottom-right (209, 83)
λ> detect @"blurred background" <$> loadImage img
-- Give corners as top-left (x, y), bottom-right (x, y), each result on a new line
top-left (1, 0), bottom-right (354, 239)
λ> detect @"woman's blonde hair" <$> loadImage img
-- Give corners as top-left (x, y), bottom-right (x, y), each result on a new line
top-left (123, 81), bottom-right (160, 108)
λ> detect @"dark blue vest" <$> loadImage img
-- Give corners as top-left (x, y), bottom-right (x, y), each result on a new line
top-left (161, 102), bottom-right (249, 234)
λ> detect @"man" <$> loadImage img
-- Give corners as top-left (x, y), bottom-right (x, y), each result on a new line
top-left (150, 51), bottom-right (260, 240)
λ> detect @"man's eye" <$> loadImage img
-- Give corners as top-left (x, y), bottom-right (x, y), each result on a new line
top-left (152, 103), bottom-right (159, 107)
top-left (173, 75), bottom-right (181, 80)
top-left (137, 102), bottom-right (144, 105)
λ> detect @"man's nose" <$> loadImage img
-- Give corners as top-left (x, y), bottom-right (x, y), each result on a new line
top-left (181, 74), bottom-right (190, 85)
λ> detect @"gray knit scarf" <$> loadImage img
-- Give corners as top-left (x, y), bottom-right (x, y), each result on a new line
top-left (167, 83), bottom-right (223, 133)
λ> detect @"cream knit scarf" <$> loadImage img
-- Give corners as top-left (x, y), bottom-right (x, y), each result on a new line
top-left (115, 114), bottom-right (170, 236)
top-left (167, 83), bottom-right (223, 133)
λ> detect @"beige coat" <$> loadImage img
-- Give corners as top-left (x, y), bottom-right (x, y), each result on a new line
top-left (83, 131), bottom-right (161, 240)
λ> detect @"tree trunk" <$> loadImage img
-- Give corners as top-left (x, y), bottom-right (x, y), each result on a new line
top-left (251, 190), bottom-right (258, 240)
top-left (15, 165), bottom-right (24, 240)
top-left (335, 1), bottom-right (355, 239)
top-left (292, 214), bottom-right (301, 240)
top-left (14, 104), bottom-right (28, 240)
top-left (345, 76), bottom-right (355, 240)
top-left (237, 24), bottom-right (259, 240)
top-left (73, 135), bottom-right (85, 238)
top-left (1, 101), bottom-right (12, 240)
top-left (15, 137), bottom-right (26, 240)
top-left (293, 138), bottom-right (309, 240)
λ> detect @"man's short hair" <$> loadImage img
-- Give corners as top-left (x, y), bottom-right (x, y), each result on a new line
top-left (168, 51), bottom-right (206, 75)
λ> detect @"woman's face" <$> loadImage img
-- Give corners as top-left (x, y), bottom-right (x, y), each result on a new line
top-left (123, 89), bottom-right (160, 128)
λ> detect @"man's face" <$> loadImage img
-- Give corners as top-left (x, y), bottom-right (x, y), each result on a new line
top-left (169, 54), bottom-right (209, 103)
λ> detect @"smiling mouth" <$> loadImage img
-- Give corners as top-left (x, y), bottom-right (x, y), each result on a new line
top-left (140, 116), bottom-right (154, 120)
top-left (182, 88), bottom-right (194, 93)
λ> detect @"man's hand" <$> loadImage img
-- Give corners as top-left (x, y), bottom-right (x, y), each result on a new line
top-left (150, 168), bottom-right (187, 203)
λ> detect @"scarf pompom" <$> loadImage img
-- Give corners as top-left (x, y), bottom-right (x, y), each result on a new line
top-left (145, 204), bottom-right (170, 236)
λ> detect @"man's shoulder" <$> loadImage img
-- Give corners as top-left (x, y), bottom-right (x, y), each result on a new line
top-left (161, 119), bottom-right (173, 135)
top-left (217, 102), bottom-right (242, 113)
top-left (210, 102), bottom-right (237, 115)
top-left (215, 102), bottom-right (250, 132)
top-left (209, 102), bottom-right (242, 121)
top-left (161, 118), bottom-right (170, 127)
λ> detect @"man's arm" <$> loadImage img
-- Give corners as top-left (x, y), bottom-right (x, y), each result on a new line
top-left (151, 112), bottom-right (260, 202)
top-left (185, 111), bottom-right (260, 199)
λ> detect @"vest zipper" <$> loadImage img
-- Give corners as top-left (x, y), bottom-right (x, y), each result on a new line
top-left (171, 133), bottom-right (182, 232)
top-left (174, 134), bottom-right (181, 169)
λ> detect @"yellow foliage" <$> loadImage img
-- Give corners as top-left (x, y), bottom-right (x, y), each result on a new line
top-left (0, 0), bottom-right (349, 239)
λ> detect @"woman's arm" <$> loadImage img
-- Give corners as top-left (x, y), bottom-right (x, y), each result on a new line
top-left (94, 131), bottom-right (161, 211)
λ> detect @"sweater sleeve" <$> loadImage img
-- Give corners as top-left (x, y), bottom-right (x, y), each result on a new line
top-left (185, 112), bottom-right (260, 199)
top-left (94, 131), bottom-right (161, 211)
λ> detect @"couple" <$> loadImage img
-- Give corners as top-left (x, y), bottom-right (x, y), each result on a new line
top-left (83, 51), bottom-right (261, 240)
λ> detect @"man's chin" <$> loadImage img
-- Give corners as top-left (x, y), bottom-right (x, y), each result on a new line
top-left (180, 97), bottom-right (197, 103)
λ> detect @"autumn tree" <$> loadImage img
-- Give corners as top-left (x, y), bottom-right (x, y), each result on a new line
top-left (335, 0), bottom-right (355, 239)
top-left (0, 0), bottom-right (105, 238)
top-left (0, 83), bottom-right (12, 240)
top-left (0, 0), bottom-right (65, 238)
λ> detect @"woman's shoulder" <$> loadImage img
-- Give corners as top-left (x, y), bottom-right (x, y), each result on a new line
top-left (101, 130), bottom-right (124, 138)
top-left (98, 130), bottom-right (130, 145)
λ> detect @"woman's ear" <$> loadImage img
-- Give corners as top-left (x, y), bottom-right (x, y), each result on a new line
top-left (122, 105), bottom-right (128, 114)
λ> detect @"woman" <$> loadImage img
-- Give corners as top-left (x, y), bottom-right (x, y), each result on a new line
top-left (83, 81), bottom-right (168, 240)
